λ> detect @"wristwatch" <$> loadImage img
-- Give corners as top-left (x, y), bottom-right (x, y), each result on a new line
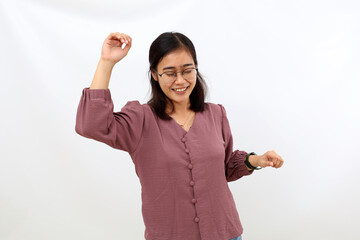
top-left (244, 152), bottom-right (262, 170)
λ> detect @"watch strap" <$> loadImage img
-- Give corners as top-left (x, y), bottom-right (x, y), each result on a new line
top-left (245, 152), bottom-right (262, 170)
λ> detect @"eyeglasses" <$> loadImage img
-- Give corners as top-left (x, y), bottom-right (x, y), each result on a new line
top-left (156, 67), bottom-right (198, 82)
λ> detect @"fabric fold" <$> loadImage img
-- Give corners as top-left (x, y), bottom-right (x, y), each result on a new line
top-left (75, 87), bottom-right (145, 153)
top-left (218, 104), bottom-right (254, 182)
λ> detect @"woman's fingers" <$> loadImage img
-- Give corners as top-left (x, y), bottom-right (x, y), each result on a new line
top-left (123, 35), bottom-right (131, 45)
top-left (118, 33), bottom-right (130, 44)
top-left (107, 32), bottom-right (131, 45)
top-left (105, 32), bottom-right (132, 50)
top-left (271, 152), bottom-right (284, 168)
top-left (259, 158), bottom-right (273, 168)
top-left (260, 150), bottom-right (284, 168)
top-left (108, 39), bottom-right (122, 47)
top-left (100, 32), bottom-right (133, 63)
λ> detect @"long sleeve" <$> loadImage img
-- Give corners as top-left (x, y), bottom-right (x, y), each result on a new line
top-left (75, 87), bottom-right (145, 154)
top-left (219, 104), bottom-right (254, 182)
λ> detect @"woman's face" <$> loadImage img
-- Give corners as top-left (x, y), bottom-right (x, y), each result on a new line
top-left (152, 48), bottom-right (197, 108)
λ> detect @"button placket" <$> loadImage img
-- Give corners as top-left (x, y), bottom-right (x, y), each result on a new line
top-left (181, 136), bottom-right (199, 224)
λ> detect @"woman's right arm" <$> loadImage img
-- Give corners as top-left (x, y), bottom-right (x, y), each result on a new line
top-left (89, 59), bottom-right (114, 90)
top-left (90, 32), bottom-right (132, 89)
top-left (75, 33), bottom-right (145, 154)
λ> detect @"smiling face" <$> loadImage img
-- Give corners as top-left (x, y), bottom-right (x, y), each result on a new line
top-left (151, 48), bottom-right (197, 111)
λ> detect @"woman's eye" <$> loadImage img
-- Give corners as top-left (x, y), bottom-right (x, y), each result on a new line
top-left (165, 72), bottom-right (176, 77)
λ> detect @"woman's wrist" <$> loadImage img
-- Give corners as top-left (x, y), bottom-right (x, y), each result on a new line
top-left (248, 155), bottom-right (259, 167)
top-left (246, 154), bottom-right (260, 171)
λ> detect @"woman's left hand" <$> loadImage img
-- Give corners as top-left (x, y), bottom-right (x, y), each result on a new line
top-left (256, 150), bottom-right (284, 169)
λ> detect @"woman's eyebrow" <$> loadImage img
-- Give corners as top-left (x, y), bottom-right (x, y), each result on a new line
top-left (162, 63), bottom-right (193, 71)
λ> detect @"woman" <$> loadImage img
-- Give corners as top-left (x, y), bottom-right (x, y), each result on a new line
top-left (75, 32), bottom-right (284, 240)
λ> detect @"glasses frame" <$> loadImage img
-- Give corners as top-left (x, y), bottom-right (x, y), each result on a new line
top-left (155, 67), bottom-right (198, 81)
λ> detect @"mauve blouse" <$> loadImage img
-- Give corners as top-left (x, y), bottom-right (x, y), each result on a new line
top-left (75, 87), bottom-right (255, 240)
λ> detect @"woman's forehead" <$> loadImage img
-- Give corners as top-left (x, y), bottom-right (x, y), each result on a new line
top-left (158, 50), bottom-right (194, 70)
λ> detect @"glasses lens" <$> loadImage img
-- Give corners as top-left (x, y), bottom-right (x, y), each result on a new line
top-left (162, 68), bottom-right (197, 82)
top-left (183, 68), bottom-right (197, 79)
top-left (163, 72), bottom-right (176, 82)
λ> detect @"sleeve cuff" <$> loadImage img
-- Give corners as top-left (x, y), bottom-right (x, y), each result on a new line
top-left (232, 150), bottom-right (254, 177)
top-left (83, 87), bottom-right (111, 101)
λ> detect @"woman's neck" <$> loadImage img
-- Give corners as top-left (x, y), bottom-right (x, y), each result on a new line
top-left (166, 100), bottom-right (192, 117)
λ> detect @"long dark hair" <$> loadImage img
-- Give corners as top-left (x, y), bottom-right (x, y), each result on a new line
top-left (147, 32), bottom-right (208, 120)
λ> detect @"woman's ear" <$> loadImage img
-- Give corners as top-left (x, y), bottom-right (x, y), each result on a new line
top-left (151, 71), bottom-right (158, 81)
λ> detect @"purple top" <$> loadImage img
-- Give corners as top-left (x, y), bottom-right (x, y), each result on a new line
top-left (75, 87), bottom-right (254, 240)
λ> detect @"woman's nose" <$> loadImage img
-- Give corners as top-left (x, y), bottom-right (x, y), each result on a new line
top-left (174, 73), bottom-right (186, 83)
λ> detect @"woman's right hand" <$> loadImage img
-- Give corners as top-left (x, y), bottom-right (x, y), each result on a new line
top-left (100, 32), bottom-right (132, 64)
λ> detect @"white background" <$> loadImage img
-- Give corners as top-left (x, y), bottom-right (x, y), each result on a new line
top-left (1, 0), bottom-right (359, 239)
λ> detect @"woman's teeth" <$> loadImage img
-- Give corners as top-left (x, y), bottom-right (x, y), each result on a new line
top-left (173, 87), bottom-right (187, 92)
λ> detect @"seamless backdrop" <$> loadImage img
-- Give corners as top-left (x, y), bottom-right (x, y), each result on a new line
top-left (0, 0), bottom-right (359, 239)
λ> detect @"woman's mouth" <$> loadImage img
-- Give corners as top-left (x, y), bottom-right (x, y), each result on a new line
top-left (172, 86), bottom-right (189, 95)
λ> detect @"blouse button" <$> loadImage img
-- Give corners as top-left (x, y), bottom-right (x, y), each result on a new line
top-left (194, 217), bottom-right (200, 223)
top-left (181, 137), bottom-right (186, 142)
top-left (188, 163), bottom-right (193, 169)
top-left (191, 198), bottom-right (197, 204)
top-left (185, 148), bottom-right (190, 153)
top-left (189, 180), bottom-right (195, 186)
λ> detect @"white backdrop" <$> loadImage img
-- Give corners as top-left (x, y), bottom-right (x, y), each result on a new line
top-left (1, 0), bottom-right (359, 239)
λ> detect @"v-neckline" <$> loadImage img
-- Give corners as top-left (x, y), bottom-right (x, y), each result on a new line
top-left (168, 111), bottom-right (197, 135)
